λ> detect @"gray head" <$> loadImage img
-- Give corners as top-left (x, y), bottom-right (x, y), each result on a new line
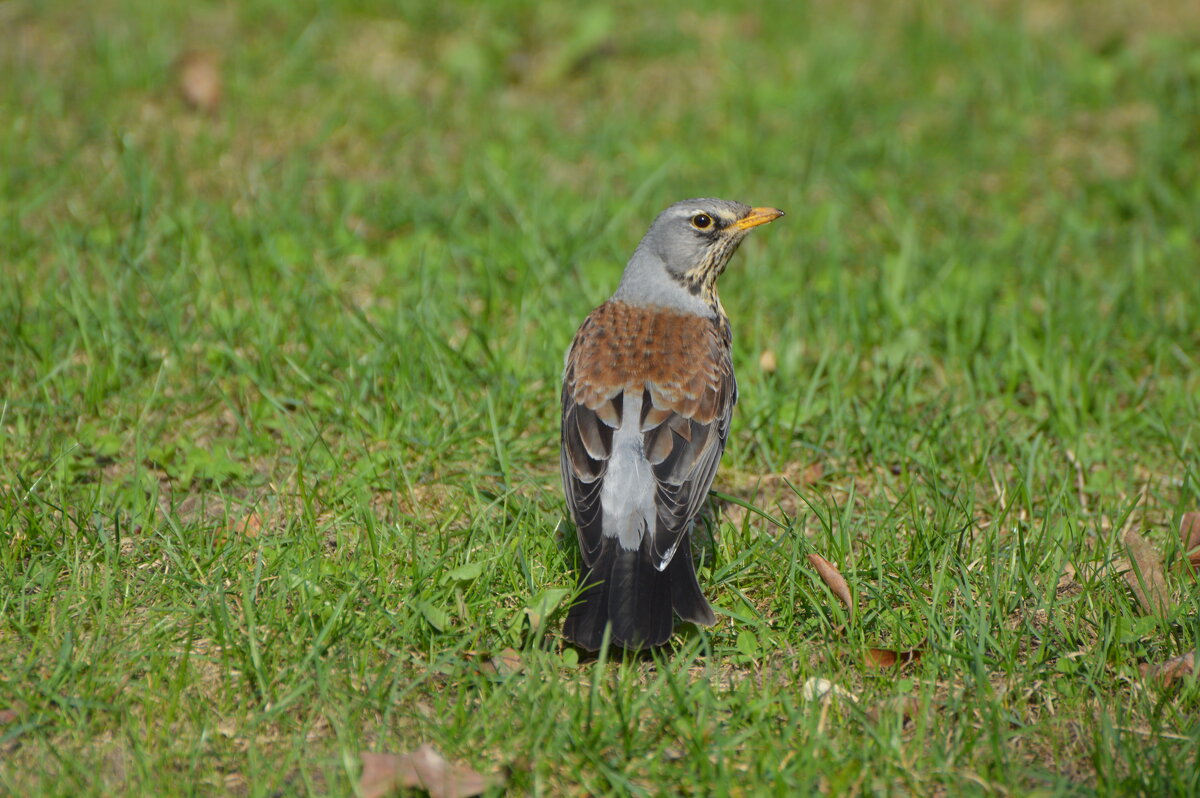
top-left (612, 198), bottom-right (784, 314)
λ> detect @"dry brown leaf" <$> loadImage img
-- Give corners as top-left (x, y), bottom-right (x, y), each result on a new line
top-left (359, 744), bottom-right (491, 798)
top-left (1056, 562), bottom-right (1077, 590)
top-left (481, 648), bottom-right (522, 677)
top-left (800, 461), bottom-right (824, 484)
top-left (178, 50), bottom-right (222, 113)
top-left (1123, 529), bottom-right (1172, 616)
top-left (213, 511), bottom-right (264, 545)
top-left (807, 553), bottom-right (853, 612)
top-left (758, 349), bottom-right (777, 373)
top-left (865, 648), bottom-right (923, 668)
top-left (1139, 652), bottom-right (1196, 686)
top-left (0, 707), bottom-right (20, 724)
top-left (236, 512), bottom-right (263, 538)
top-left (1181, 512), bottom-right (1200, 574)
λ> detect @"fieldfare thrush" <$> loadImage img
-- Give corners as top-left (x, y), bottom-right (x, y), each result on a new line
top-left (560, 198), bottom-right (784, 651)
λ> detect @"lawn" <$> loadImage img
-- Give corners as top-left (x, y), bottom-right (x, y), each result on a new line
top-left (2, 0), bottom-right (1199, 794)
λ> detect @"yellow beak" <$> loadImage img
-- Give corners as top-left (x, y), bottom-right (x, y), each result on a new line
top-left (731, 206), bottom-right (785, 231)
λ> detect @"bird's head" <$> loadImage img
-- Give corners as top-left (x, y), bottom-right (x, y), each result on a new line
top-left (616, 198), bottom-right (784, 313)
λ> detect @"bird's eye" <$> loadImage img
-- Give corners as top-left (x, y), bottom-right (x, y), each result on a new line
top-left (691, 213), bottom-right (713, 230)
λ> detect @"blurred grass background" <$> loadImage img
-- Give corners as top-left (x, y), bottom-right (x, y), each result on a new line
top-left (2, 0), bottom-right (1199, 794)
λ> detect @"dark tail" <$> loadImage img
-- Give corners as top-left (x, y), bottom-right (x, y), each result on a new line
top-left (563, 537), bottom-right (715, 652)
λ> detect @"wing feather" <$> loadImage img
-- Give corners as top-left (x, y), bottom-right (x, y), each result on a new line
top-left (644, 320), bottom-right (735, 566)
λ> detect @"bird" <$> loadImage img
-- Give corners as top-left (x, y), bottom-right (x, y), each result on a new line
top-left (560, 198), bottom-right (784, 651)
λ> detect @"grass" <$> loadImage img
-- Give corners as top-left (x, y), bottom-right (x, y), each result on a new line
top-left (2, 0), bottom-right (1199, 794)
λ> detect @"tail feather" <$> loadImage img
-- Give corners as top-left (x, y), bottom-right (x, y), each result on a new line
top-left (561, 566), bottom-right (605, 651)
top-left (666, 536), bottom-right (716, 626)
top-left (563, 537), bottom-right (713, 651)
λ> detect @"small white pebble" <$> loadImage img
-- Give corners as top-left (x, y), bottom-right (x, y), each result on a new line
top-left (801, 677), bottom-right (858, 703)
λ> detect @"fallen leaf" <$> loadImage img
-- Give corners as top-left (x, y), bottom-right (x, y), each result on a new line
top-left (1123, 530), bottom-right (1172, 616)
top-left (0, 706), bottom-right (20, 724)
top-left (1056, 562), bottom-right (1077, 590)
top-left (865, 648), bottom-right (923, 668)
top-left (213, 511), bottom-right (264, 544)
top-left (758, 349), bottom-right (777, 373)
top-left (178, 50), bottom-right (222, 113)
top-left (235, 512), bottom-right (263, 538)
top-left (480, 648), bottom-right (522, 677)
top-left (807, 553), bottom-right (853, 612)
top-left (800, 677), bottom-right (859, 704)
top-left (1139, 652), bottom-right (1196, 686)
top-left (1180, 512), bottom-right (1200, 575)
top-left (359, 744), bottom-right (491, 798)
